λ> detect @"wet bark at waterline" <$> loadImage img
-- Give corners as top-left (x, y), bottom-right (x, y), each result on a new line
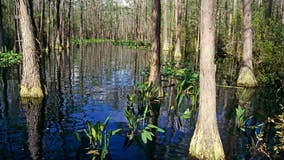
top-left (18, 0), bottom-right (44, 98)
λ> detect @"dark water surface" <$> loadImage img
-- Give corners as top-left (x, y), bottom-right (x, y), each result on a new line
top-left (0, 44), bottom-right (279, 160)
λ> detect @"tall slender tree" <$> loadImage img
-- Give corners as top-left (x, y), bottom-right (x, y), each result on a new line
top-left (162, 0), bottom-right (170, 53)
top-left (18, 0), bottom-right (44, 98)
top-left (148, 0), bottom-right (161, 88)
top-left (189, 0), bottom-right (225, 159)
top-left (174, 0), bottom-right (182, 59)
top-left (237, 0), bottom-right (257, 87)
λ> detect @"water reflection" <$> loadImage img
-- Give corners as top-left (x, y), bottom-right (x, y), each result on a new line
top-left (0, 45), bottom-right (280, 159)
top-left (22, 98), bottom-right (44, 160)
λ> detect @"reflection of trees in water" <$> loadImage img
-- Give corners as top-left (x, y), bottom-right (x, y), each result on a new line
top-left (22, 98), bottom-right (44, 160)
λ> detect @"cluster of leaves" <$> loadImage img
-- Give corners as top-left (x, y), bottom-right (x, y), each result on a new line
top-left (268, 105), bottom-right (284, 156)
top-left (124, 82), bottom-right (165, 145)
top-left (253, 8), bottom-right (284, 86)
top-left (0, 51), bottom-right (22, 67)
top-left (161, 62), bottom-right (199, 119)
top-left (75, 116), bottom-right (121, 160)
top-left (112, 40), bottom-right (150, 50)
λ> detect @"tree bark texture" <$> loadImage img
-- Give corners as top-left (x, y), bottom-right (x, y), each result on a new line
top-left (174, 0), bottom-right (182, 59)
top-left (19, 0), bottom-right (44, 98)
top-left (162, 0), bottom-right (170, 52)
top-left (237, 0), bottom-right (257, 87)
top-left (189, 0), bottom-right (225, 159)
top-left (149, 0), bottom-right (161, 88)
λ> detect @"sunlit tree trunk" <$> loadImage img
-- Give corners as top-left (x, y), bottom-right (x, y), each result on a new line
top-left (237, 0), bottom-right (257, 87)
top-left (174, 0), bottom-right (182, 60)
top-left (149, 0), bottom-right (161, 88)
top-left (162, 0), bottom-right (170, 53)
top-left (19, 0), bottom-right (44, 98)
top-left (189, 0), bottom-right (225, 159)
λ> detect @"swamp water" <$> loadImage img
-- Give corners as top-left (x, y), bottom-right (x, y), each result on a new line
top-left (0, 44), bottom-right (280, 160)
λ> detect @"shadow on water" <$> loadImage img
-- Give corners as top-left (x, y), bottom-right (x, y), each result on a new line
top-left (0, 44), bottom-right (281, 159)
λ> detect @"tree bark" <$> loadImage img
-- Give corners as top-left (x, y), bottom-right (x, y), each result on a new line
top-left (174, 0), bottom-right (182, 59)
top-left (19, 0), bottom-right (44, 98)
top-left (162, 0), bottom-right (170, 52)
top-left (39, 0), bottom-right (45, 50)
top-left (189, 0), bottom-right (225, 159)
top-left (55, 0), bottom-right (61, 50)
top-left (237, 0), bottom-right (257, 87)
top-left (149, 0), bottom-right (161, 88)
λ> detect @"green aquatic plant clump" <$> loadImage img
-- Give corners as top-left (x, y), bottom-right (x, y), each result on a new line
top-left (0, 51), bottom-right (23, 67)
top-left (75, 116), bottom-right (121, 160)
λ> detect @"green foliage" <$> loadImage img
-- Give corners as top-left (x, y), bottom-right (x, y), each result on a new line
top-left (141, 124), bottom-right (165, 144)
top-left (253, 8), bottom-right (284, 86)
top-left (112, 40), bottom-right (150, 50)
top-left (268, 105), bottom-right (284, 156)
top-left (235, 105), bottom-right (246, 131)
top-left (75, 116), bottom-right (121, 160)
top-left (161, 62), bottom-right (199, 119)
top-left (70, 38), bottom-right (150, 50)
top-left (70, 38), bottom-right (114, 44)
top-left (124, 82), bottom-right (165, 144)
top-left (0, 51), bottom-right (22, 67)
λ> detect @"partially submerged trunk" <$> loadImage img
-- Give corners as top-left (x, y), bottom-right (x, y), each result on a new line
top-left (19, 0), bottom-right (44, 98)
top-left (237, 0), bottom-right (257, 87)
top-left (174, 0), bottom-right (182, 60)
top-left (189, 0), bottom-right (225, 159)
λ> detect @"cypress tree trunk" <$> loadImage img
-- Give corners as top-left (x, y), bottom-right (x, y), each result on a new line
top-left (237, 0), bottom-right (257, 87)
top-left (162, 0), bottom-right (170, 52)
top-left (149, 0), bottom-right (161, 88)
top-left (19, 0), bottom-right (44, 98)
top-left (174, 0), bottom-right (182, 59)
top-left (189, 0), bottom-right (225, 159)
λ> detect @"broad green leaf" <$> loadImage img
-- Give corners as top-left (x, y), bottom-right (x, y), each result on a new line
top-left (141, 132), bottom-right (147, 144)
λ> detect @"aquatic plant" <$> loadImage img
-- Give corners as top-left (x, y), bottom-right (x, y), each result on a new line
top-left (0, 51), bottom-right (22, 67)
top-left (75, 116), bottom-right (121, 160)
top-left (160, 62), bottom-right (199, 119)
top-left (124, 82), bottom-right (165, 144)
